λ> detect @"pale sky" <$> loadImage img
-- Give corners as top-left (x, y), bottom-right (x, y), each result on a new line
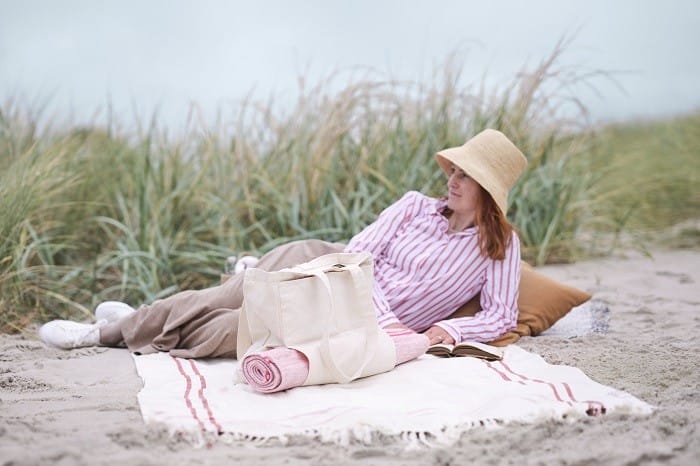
top-left (1, 0), bottom-right (699, 130)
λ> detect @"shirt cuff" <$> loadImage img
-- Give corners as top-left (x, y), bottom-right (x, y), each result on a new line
top-left (434, 321), bottom-right (461, 343)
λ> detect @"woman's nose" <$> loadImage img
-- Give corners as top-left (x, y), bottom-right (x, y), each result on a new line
top-left (448, 173), bottom-right (458, 187)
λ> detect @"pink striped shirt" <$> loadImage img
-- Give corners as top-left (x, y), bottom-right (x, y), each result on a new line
top-left (344, 191), bottom-right (521, 343)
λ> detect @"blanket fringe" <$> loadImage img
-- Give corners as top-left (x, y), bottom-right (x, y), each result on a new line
top-left (146, 407), bottom-right (652, 449)
top-left (154, 418), bottom-right (509, 450)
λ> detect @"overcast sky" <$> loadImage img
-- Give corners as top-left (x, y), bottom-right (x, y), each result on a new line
top-left (1, 0), bottom-right (699, 130)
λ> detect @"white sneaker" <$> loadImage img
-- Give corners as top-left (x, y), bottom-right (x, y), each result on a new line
top-left (39, 319), bottom-right (106, 349)
top-left (234, 255), bottom-right (259, 274)
top-left (95, 301), bottom-right (135, 323)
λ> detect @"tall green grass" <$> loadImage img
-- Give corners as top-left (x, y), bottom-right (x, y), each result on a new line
top-left (1, 44), bottom-right (696, 331)
top-left (591, 113), bottom-right (700, 230)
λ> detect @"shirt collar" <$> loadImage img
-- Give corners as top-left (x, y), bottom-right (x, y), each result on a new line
top-left (431, 197), bottom-right (478, 236)
top-left (429, 197), bottom-right (449, 216)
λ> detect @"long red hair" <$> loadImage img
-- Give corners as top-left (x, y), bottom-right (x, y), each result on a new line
top-left (474, 187), bottom-right (513, 260)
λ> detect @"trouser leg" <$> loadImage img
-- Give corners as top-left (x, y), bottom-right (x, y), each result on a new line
top-left (110, 239), bottom-right (345, 358)
top-left (119, 276), bottom-right (244, 358)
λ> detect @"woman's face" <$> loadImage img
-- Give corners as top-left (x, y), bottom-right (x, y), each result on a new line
top-left (446, 164), bottom-right (481, 214)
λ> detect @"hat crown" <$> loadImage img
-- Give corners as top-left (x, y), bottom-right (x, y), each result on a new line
top-left (435, 129), bottom-right (527, 215)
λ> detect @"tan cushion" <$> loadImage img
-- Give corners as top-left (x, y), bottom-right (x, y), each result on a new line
top-left (449, 262), bottom-right (592, 346)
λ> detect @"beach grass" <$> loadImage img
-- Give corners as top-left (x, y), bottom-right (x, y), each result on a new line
top-left (1, 45), bottom-right (698, 331)
top-left (592, 112), bottom-right (700, 230)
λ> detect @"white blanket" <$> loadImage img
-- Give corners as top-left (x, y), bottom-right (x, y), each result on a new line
top-left (133, 346), bottom-right (652, 446)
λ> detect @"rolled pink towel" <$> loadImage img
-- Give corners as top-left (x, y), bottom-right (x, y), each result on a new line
top-left (240, 347), bottom-right (309, 394)
top-left (241, 329), bottom-right (429, 393)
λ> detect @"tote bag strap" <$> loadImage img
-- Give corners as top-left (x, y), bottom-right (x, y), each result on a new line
top-left (310, 262), bottom-right (379, 384)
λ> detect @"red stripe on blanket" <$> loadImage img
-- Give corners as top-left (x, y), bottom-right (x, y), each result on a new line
top-left (188, 360), bottom-right (223, 433)
top-left (497, 360), bottom-right (569, 404)
top-left (561, 382), bottom-right (607, 416)
top-left (173, 357), bottom-right (207, 431)
top-left (485, 360), bottom-right (525, 384)
top-left (497, 360), bottom-right (607, 415)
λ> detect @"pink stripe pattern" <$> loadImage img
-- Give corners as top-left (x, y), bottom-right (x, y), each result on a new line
top-left (345, 191), bottom-right (521, 343)
top-left (173, 357), bottom-right (224, 434)
top-left (241, 330), bottom-right (430, 394)
top-left (173, 358), bottom-right (207, 432)
top-left (188, 360), bottom-right (223, 433)
top-left (484, 359), bottom-right (607, 416)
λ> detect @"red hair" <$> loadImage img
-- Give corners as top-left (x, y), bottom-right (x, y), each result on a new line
top-left (474, 187), bottom-right (513, 260)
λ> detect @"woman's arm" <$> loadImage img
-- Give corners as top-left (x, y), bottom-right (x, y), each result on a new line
top-left (344, 191), bottom-right (421, 258)
top-left (344, 191), bottom-right (423, 327)
top-left (433, 233), bottom-right (521, 342)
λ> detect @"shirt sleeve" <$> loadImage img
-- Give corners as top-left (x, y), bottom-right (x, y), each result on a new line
top-left (434, 232), bottom-right (521, 342)
top-left (344, 191), bottom-right (423, 326)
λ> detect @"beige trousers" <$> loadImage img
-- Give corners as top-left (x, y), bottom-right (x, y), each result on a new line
top-left (113, 239), bottom-right (345, 359)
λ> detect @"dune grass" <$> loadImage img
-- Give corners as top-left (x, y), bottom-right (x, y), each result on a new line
top-left (591, 113), bottom-right (700, 230)
top-left (1, 44), bottom-right (697, 331)
top-left (564, 111), bottom-right (700, 256)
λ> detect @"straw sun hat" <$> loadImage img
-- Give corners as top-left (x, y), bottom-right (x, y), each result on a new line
top-left (435, 129), bottom-right (527, 215)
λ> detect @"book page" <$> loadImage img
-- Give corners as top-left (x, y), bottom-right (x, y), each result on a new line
top-left (453, 341), bottom-right (503, 360)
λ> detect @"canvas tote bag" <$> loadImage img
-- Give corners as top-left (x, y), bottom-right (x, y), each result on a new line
top-left (237, 252), bottom-right (397, 386)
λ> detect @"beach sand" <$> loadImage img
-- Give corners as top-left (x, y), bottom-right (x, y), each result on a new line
top-left (2, 247), bottom-right (699, 465)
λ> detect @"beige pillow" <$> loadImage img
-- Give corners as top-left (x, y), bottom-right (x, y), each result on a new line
top-left (448, 262), bottom-right (592, 346)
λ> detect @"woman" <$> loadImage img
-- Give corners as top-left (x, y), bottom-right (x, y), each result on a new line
top-left (40, 129), bottom-right (527, 356)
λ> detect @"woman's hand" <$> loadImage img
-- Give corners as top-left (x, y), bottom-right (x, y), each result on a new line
top-left (423, 326), bottom-right (455, 346)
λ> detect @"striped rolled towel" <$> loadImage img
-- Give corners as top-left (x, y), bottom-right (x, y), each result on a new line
top-left (241, 328), bottom-right (430, 394)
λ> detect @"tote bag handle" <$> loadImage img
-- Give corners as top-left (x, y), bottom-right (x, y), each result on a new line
top-left (310, 262), bottom-right (378, 384)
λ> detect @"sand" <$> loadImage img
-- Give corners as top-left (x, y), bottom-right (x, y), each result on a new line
top-left (1, 247), bottom-right (699, 465)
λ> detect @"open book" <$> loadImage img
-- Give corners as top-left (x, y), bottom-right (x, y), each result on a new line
top-left (427, 341), bottom-right (504, 361)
